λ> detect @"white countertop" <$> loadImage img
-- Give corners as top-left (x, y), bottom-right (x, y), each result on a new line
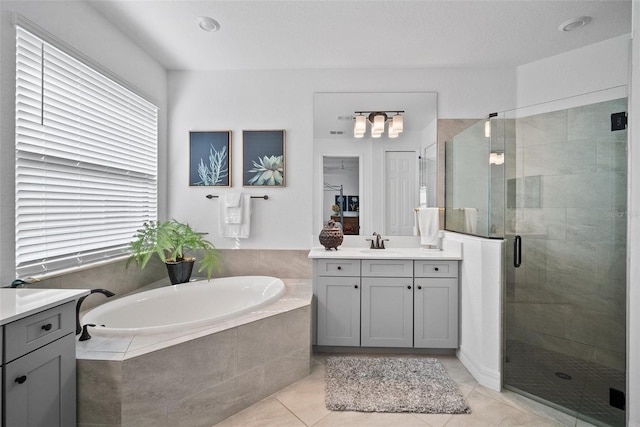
top-left (0, 288), bottom-right (90, 326)
top-left (308, 240), bottom-right (462, 260)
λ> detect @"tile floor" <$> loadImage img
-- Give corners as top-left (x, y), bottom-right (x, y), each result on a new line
top-left (213, 353), bottom-right (600, 427)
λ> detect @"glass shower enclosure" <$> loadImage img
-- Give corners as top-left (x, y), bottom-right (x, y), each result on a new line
top-left (445, 96), bottom-right (627, 426)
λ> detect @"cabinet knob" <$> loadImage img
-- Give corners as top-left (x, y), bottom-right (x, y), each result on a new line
top-left (434, 267), bottom-right (439, 272)
top-left (354, 284), bottom-right (358, 289)
top-left (15, 375), bottom-right (27, 384)
top-left (337, 266), bottom-right (342, 270)
top-left (407, 285), bottom-right (412, 290)
top-left (417, 285), bottom-right (422, 290)
top-left (41, 323), bottom-right (53, 331)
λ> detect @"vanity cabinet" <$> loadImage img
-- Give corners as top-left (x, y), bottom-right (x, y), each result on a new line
top-left (2, 301), bottom-right (77, 427)
top-left (313, 255), bottom-right (460, 350)
top-left (316, 259), bottom-right (361, 346)
top-left (361, 260), bottom-right (413, 347)
top-left (414, 260), bottom-right (459, 348)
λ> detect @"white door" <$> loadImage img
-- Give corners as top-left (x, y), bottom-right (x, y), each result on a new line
top-left (385, 151), bottom-right (416, 235)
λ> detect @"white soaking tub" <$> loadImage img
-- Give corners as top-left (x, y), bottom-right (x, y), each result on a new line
top-left (81, 275), bottom-right (286, 335)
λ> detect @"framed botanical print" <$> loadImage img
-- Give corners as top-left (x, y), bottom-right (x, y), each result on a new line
top-left (242, 130), bottom-right (285, 187)
top-left (189, 131), bottom-right (231, 187)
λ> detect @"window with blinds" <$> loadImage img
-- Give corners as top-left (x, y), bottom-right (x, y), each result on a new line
top-left (15, 26), bottom-right (158, 277)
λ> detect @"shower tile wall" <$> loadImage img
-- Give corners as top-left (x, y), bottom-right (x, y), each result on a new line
top-left (505, 98), bottom-right (627, 370)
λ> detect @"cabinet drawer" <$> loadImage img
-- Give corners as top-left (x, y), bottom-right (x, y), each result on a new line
top-left (317, 259), bottom-right (360, 276)
top-left (414, 260), bottom-right (459, 278)
top-left (4, 301), bottom-right (75, 363)
top-left (362, 259), bottom-right (413, 277)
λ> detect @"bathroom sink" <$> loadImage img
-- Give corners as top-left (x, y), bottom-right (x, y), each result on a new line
top-left (359, 249), bottom-right (402, 256)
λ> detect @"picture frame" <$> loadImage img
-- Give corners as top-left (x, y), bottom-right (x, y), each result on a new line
top-left (242, 130), bottom-right (286, 187)
top-left (189, 131), bottom-right (231, 187)
top-left (334, 195), bottom-right (347, 211)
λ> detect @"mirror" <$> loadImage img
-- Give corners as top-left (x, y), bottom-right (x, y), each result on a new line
top-left (313, 92), bottom-right (438, 238)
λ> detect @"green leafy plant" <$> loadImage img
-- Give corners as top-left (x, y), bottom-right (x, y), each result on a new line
top-left (126, 219), bottom-right (221, 280)
top-left (248, 155), bottom-right (284, 185)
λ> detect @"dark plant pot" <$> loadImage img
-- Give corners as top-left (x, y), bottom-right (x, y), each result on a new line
top-left (165, 259), bottom-right (195, 284)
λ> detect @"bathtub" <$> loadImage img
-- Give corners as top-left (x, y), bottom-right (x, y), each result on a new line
top-left (82, 275), bottom-right (286, 335)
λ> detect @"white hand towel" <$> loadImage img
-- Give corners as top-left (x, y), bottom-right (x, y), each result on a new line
top-left (225, 192), bottom-right (242, 207)
top-left (417, 207), bottom-right (439, 246)
top-left (464, 207), bottom-right (478, 234)
top-left (219, 194), bottom-right (251, 238)
top-left (223, 192), bottom-right (243, 224)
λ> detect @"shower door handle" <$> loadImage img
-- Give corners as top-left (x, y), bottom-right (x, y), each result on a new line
top-left (514, 235), bottom-right (522, 268)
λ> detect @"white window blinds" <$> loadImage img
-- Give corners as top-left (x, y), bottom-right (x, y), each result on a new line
top-left (15, 26), bottom-right (158, 277)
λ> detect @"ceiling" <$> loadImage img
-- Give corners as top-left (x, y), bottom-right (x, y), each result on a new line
top-left (87, 0), bottom-right (632, 72)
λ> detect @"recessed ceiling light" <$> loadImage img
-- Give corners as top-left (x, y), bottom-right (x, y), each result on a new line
top-left (559, 16), bottom-right (591, 32)
top-left (197, 16), bottom-right (220, 32)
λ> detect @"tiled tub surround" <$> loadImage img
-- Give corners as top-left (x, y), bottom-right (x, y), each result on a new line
top-left (25, 249), bottom-right (312, 311)
top-left (76, 279), bottom-right (312, 427)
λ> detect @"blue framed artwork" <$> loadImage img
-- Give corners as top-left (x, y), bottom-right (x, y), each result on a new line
top-left (242, 130), bottom-right (285, 187)
top-left (189, 131), bottom-right (231, 187)
top-left (334, 195), bottom-right (347, 211)
top-left (347, 195), bottom-right (359, 212)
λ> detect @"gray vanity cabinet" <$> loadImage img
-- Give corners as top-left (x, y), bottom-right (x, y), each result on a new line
top-left (361, 260), bottom-right (414, 347)
top-left (414, 260), bottom-right (459, 348)
top-left (2, 301), bottom-right (76, 427)
top-left (316, 259), bottom-right (361, 346)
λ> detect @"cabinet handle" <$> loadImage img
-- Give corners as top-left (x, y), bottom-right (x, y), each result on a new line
top-left (407, 285), bottom-right (412, 290)
top-left (15, 375), bottom-right (27, 384)
top-left (337, 266), bottom-right (342, 270)
top-left (41, 323), bottom-right (53, 331)
top-left (417, 285), bottom-right (422, 290)
top-left (434, 267), bottom-right (439, 272)
top-left (354, 284), bottom-right (358, 289)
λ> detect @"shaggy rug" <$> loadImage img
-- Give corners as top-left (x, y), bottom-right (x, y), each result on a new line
top-left (325, 356), bottom-right (471, 414)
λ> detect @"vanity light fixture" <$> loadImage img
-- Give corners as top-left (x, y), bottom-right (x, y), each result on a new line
top-left (485, 112), bottom-right (498, 138)
top-left (490, 151), bottom-right (505, 165)
top-left (197, 16), bottom-right (221, 32)
top-left (353, 111), bottom-right (404, 139)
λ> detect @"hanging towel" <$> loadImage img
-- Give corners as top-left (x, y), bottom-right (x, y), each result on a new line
top-left (219, 194), bottom-right (251, 238)
top-left (223, 192), bottom-right (243, 224)
top-left (416, 207), bottom-right (439, 247)
top-left (464, 208), bottom-right (478, 234)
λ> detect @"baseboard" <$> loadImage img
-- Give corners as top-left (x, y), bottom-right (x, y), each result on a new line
top-left (457, 348), bottom-right (501, 392)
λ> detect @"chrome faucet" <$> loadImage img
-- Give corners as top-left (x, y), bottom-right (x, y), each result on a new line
top-left (76, 288), bottom-right (115, 335)
top-left (366, 232), bottom-right (388, 249)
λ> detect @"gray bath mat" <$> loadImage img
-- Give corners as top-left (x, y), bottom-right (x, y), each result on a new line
top-left (325, 356), bottom-right (471, 414)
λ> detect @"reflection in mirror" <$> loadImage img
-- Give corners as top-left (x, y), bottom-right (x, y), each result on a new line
top-left (323, 156), bottom-right (359, 235)
top-left (313, 92), bottom-right (438, 238)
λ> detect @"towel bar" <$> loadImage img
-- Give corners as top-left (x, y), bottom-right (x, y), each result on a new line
top-left (206, 194), bottom-right (269, 200)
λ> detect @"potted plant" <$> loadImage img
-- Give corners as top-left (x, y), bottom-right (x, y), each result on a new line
top-left (127, 219), bottom-right (222, 284)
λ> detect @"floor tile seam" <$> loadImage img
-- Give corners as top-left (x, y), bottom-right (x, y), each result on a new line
top-left (272, 395), bottom-right (310, 426)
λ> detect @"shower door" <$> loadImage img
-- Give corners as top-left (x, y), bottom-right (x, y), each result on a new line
top-left (503, 98), bottom-right (627, 426)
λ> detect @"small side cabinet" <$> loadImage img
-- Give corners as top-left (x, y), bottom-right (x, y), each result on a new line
top-left (316, 259), bottom-right (361, 346)
top-left (414, 260), bottom-right (459, 348)
top-left (2, 301), bottom-right (77, 427)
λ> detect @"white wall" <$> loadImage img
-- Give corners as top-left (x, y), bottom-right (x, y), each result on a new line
top-left (517, 34), bottom-right (630, 109)
top-left (168, 68), bottom-right (516, 249)
top-left (446, 232), bottom-right (503, 391)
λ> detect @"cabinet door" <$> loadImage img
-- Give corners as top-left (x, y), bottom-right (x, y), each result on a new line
top-left (414, 278), bottom-right (459, 348)
top-left (317, 276), bottom-right (361, 346)
top-left (4, 333), bottom-right (76, 427)
top-left (361, 277), bottom-right (413, 347)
